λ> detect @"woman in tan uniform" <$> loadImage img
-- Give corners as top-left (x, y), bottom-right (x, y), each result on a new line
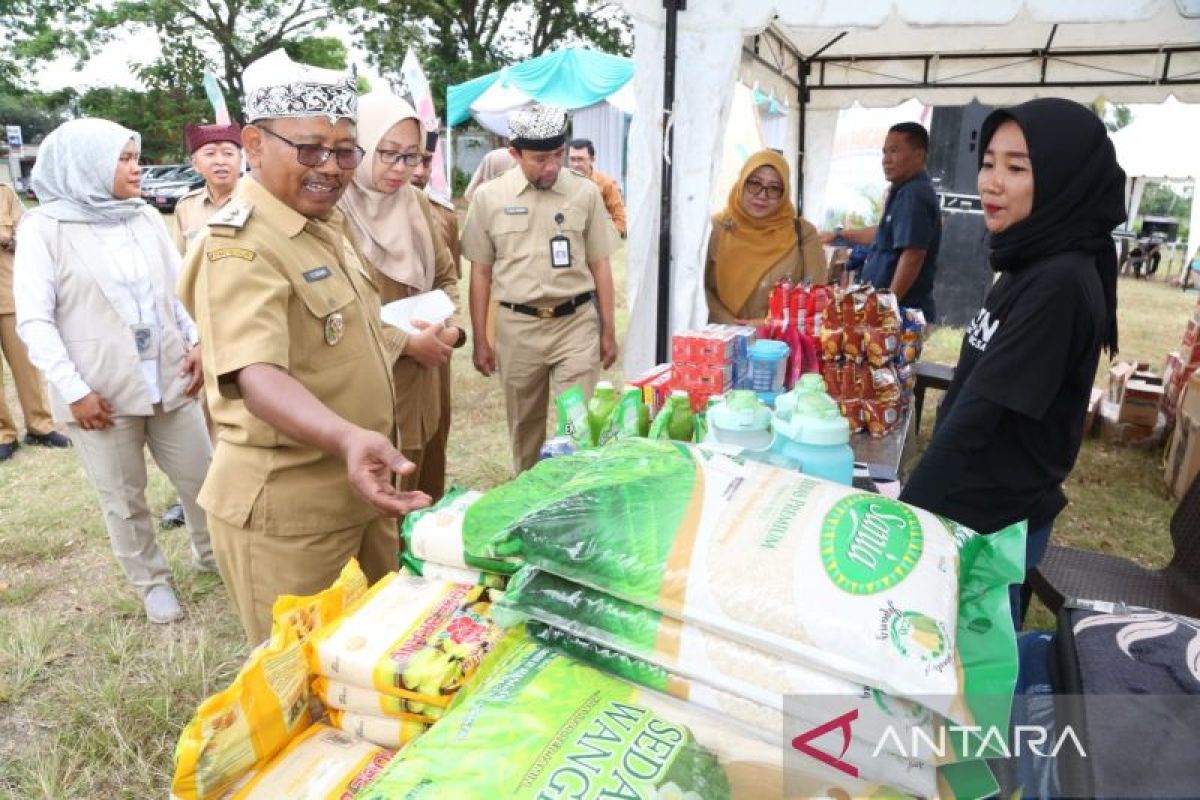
top-left (340, 91), bottom-right (464, 502)
top-left (705, 150), bottom-right (827, 325)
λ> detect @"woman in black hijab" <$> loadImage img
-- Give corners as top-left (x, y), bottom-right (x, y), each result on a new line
top-left (900, 98), bottom-right (1125, 626)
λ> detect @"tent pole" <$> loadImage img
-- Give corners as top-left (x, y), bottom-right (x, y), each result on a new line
top-left (656, 0), bottom-right (685, 365)
top-left (797, 61), bottom-right (807, 213)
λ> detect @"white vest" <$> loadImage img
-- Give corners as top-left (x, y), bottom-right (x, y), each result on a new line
top-left (45, 208), bottom-right (191, 422)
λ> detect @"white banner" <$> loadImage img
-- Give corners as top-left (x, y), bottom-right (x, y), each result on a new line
top-left (400, 48), bottom-right (451, 202)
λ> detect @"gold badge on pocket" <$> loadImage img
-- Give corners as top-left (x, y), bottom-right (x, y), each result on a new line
top-left (324, 312), bottom-right (345, 346)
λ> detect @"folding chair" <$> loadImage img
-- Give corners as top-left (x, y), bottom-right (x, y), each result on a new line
top-left (1028, 472), bottom-right (1200, 617)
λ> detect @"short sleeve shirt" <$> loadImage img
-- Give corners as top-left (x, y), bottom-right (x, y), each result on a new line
top-left (914, 251), bottom-right (1107, 532)
top-left (177, 177), bottom-right (396, 532)
top-left (172, 185), bottom-right (233, 255)
top-left (460, 167), bottom-right (619, 304)
top-left (861, 171), bottom-right (942, 318)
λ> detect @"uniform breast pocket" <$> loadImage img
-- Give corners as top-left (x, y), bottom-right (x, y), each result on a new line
top-left (558, 209), bottom-right (588, 267)
top-left (291, 273), bottom-right (367, 370)
top-left (491, 213), bottom-right (530, 261)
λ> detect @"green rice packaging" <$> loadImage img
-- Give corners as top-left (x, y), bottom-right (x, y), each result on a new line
top-left (464, 439), bottom-right (1025, 729)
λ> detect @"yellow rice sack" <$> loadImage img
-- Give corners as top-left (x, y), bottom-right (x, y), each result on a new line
top-left (271, 558), bottom-right (369, 642)
top-left (171, 627), bottom-right (312, 800)
top-left (325, 709), bottom-right (430, 750)
top-left (306, 574), bottom-right (502, 716)
top-left (228, 722), bottom-right (394, 799)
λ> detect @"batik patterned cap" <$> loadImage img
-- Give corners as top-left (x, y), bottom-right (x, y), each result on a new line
top-left (508, 104), bottom-right (569, 151)
top-left (242, 49), bottom-right (357, 124)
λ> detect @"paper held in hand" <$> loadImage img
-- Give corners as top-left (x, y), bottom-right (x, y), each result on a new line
top-left (380, 290), bottom-right (455, 334)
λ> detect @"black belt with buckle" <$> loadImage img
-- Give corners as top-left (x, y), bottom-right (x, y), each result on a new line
top-left (500, 291), bottom-right (594, 319)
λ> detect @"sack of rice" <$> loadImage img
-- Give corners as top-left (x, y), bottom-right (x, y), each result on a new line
top-left (312, 676), bottom-right (437, 724)
top-left (325, 709), bottom-right (429, 750)
top-left (307, 574), bottom-right (502, 718)
top-left (464, 439), bottom-right (1025, 727)
top-left (226, 722), bottom-right (393, 799)
top-left (172, 626), bottom-right (314, 800)
top-left (523, 620), bottom-right (939, 797)
top-left (400, 487), bottom-right (518, 576)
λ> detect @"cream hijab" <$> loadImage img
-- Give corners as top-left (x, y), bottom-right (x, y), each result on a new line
top-left (339, 91), bottom-right (435, 291)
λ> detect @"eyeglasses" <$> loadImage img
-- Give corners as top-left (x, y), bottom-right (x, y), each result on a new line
top-left (376, 150), bottom-right (425, 167)
top-left (744, 178), bottom-right (784, 200)
top-left (259, 125), bottom-right (365, 169)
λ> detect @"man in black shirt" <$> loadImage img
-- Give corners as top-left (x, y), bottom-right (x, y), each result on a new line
top-left (822, 122), bottom-right (942, 320)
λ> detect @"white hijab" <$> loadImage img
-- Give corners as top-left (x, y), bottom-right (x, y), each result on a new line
top-left (29, 118), bottom-right (145, 224)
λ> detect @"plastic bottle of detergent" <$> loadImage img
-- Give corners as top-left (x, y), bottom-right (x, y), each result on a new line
top-left (587, 381), bottom-right (618, 445)
top-left (665, 390), bottom-right (697, 442)
top-left (769, 392), bottom-right (854, 485)
top-left (705, 390), bottom-right (773, 450)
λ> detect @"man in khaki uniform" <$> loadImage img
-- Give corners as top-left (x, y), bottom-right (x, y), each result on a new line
top-left (178, 50), bottom-right (430, 644)
top-left (160, 119), bottom-right (244, 530)
top-left (172, 121), bottom-right (242, 253)
top-left (0, 182), bottom-right (67, 460)
top-left (461, 104), bottom-right (619, 474)
top-left (568, 138), bottom-right (627, 238)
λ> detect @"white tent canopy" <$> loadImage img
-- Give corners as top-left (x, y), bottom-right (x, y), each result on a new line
top-left (620, 0), bottom-right (1200, 374)
top-left (1109, 99), bottom-right (1200, 263)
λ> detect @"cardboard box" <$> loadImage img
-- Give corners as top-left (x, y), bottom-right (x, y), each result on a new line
top-left (1100, 400), bottom-right (1160, 445)
top-left (1107, 361), bottom-right (1135, 405)
top-left (1165, 372), bottom-right (1200, 498)
top-left (1120, 377), bottom-right (1165, 427)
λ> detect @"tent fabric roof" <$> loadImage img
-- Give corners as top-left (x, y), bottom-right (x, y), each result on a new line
top-left (617, 0), bottom-right (1200, 375)
top-left (628, 0), bottom-right (1200, 108)
top-left (446, 47), bottom-right (634, 127)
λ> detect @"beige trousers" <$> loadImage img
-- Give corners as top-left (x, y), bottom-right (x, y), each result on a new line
top-left (495, 302), bottom-right (600, 474)
top-left (209, 513), bottom-right (396, 645)
top-left (0, 313), bottom-right (54, 443)
top-left (68, 402), bottom-right (213, 595)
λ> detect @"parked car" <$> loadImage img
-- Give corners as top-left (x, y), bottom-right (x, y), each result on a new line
top-left (142, 167), bottom-right (204, 212)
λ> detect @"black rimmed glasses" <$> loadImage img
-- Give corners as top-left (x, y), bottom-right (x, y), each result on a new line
top-left (259, 125), bottom-right (365, 169)
top-left (744, 178), bottom-right (784, 200)
top-left (376, 150), bottom-right (425, 167)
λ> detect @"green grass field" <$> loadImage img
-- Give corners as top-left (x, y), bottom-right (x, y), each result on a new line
top-left (0, 245), bottom-right (1194, 795)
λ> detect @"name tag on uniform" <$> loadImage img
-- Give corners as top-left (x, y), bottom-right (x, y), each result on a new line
top-left (550, 235), bottom-right (571, 268)
top-left (503, 206), bottom-right (529, 215)
top-left (131, 324), bottom-right (160, 361)
top-left (303, 266), bottom-right (332, 283)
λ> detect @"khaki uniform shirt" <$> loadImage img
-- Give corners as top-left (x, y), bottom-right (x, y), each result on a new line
top-left (178, 177), bottom-right (396, 533)
top-left (0, 184), bottom-right (25, 314)
top-left (460, 167), bottom-right (618, 305)
top-left (351, 191), bottom-right (462, 452)
top-left (428, 198), bottom-right (461, 277)
top-left (590, 169), bottom-right (627, 238)
top-left (173, 184), bottom-right (234, 254)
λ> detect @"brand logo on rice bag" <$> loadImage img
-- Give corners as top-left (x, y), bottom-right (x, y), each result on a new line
top-left (821, 495), bottom-right (923, 594)
top-left (888, 611), bottom-right (948, 662)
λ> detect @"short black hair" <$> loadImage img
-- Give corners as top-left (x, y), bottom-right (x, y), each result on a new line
top-left (888, 122), bottom-right (929, 152)
top-left (568, 138), bottom-right (595, 157)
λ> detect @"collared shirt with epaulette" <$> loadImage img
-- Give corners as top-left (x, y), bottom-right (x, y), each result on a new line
top-left (177, 176), bottom-right (396, 533)
top-left (460, 166), bottom-right (618, 305)
top-left (172, 183), bottom-right (235, 255)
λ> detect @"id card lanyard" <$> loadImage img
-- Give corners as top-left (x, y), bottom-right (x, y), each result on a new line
top-left (113, 222), bottom-right (159, 361)
top-left (550, 212), bottom-right (571, 269)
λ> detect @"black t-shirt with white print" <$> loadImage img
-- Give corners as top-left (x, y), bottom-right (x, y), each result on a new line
top-left (904, 250), bottom-right (1106, 534)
